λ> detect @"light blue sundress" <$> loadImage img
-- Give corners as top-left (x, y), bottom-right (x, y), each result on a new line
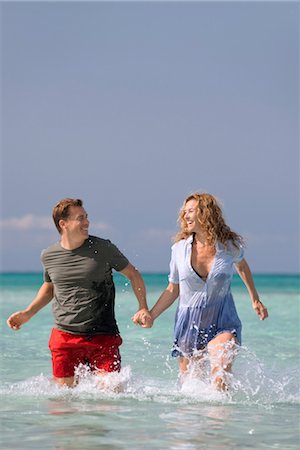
top-left (169, 235), bottom-right (244, 357)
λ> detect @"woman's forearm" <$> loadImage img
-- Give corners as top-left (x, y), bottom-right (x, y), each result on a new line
top-left (235, 259), bottom-right (259, 302)
top-left (151, 283), bottom-right (179, 320)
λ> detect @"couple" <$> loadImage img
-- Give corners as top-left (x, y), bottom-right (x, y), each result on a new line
top-left (7, 194), bottom-right (268, 391)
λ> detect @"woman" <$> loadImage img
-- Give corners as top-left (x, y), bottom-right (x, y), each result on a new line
top-left (135, 193), bottom-right (268, 391)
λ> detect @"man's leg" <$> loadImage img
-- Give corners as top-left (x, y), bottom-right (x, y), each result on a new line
top-left (48, 328), bottom-right (81, 388)
top-left (54, 376), bottom-right (75, 387)
top-left (91, 335), bottom-right (123, 391)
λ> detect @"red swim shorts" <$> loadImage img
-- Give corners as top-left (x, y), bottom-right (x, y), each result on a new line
top-left (48, 328), bottom-right (123, 378)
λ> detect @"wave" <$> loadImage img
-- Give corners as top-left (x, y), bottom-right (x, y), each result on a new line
top-left (1, 346), bottom-right (299, 407)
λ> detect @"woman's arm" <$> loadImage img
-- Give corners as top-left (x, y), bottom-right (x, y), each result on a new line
top-left (150, 282), bottom-right (179, 321)
top-left (235, 258), bottom-right (268, 320)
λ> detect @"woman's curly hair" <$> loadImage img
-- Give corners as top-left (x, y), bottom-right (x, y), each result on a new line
top-left (175, 192), bottom-right (244, 248)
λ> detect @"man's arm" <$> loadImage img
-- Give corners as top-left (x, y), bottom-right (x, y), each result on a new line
top-left (120, 263), bottom-right (152, 327)
top-left (7, 282), bottom-right (54, 330)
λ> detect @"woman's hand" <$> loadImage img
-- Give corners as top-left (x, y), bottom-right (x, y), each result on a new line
top-left (132, 308), bottom-right (153, 328)
top-left (252, 299), bottom-right (269, 320)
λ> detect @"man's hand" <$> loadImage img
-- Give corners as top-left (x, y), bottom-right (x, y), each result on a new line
top-left (7, 310), bottom-right (31, 330)
top-left (6, 282), bottom-right (54, 331)
top-left (132, 308), bottom-right (153, 328)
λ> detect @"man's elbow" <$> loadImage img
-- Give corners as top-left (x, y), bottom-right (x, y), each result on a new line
top-left (121, 263), bottom-right (142, 282)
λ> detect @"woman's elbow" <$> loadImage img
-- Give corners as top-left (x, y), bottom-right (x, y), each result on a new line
top-left (166, 283), bottom-right (179, 299)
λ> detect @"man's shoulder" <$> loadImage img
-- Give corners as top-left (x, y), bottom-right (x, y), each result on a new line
top-left (88, 236), bottom-right (128, 265)
top-left (41, 241), bottom-right (61, 259)
top-left (87, 235), bottom-right (112, 247)
top-left (87, 235), bottom-right (122, 254)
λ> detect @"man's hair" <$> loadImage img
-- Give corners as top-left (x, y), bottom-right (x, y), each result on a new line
top-left (52, 198), bottom-right (83, 234)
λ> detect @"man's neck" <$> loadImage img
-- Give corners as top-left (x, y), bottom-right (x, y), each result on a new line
top-left (60, 235), bottom-right (86, 250)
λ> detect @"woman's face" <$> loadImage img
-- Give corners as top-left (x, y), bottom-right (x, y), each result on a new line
top-left (183, 199), bottom-right (201, 233)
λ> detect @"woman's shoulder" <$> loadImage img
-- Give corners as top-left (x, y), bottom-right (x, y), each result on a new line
top-left (171, 235), bottom-right (193, 251)
top-left (217, 239), bottom-right (244, 261)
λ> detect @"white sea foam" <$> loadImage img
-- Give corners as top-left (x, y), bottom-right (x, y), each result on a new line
top-left (1, 348), bottom-right (299, 407)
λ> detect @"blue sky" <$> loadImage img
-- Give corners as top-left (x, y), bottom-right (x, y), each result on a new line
top-left (1, 1), bottom-right (299, 273)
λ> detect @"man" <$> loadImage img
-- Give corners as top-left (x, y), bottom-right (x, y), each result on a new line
top-left (7, 198), bottom-right (152, 387)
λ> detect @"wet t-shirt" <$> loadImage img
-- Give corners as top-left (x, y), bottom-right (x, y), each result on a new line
top-left (41, 236), bottom-right (129, 335)
top-left (168, 235), bottom-right (244, 357)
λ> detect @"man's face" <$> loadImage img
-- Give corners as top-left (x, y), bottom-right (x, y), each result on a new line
top-left (61, 206), bottom-right (90, 241)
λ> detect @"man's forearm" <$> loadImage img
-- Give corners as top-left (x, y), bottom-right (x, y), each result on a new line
top-left (25, 282), bottom-right (54, 317)
top-left (121, 263), bottom-right (149, 310)
top-left (130, 272), bottom-right (148, 310)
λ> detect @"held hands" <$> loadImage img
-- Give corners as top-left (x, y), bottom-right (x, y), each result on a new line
top-left (132, 308), bottom-right (153, 328)
top-left (252, 299), bottom-right (269, 320)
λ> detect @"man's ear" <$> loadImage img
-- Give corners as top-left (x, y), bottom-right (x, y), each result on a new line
top-left (59, 219), bottom-right (66, 231)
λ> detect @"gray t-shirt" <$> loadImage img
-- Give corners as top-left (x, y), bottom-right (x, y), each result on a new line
top-left (41, 235), bottom-right (129, 335)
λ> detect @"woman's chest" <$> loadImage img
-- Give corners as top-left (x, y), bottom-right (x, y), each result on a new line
top-left (178, 248), bottom-right (234, 284)
top-left (190, 245), bottom-right (216, 279)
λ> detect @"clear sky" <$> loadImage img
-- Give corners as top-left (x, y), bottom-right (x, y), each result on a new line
top-left (1, 1), bottom-right (299, 273)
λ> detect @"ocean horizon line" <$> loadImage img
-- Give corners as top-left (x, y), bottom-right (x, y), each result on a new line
top-left (0, 271), bottom-right (299, 277)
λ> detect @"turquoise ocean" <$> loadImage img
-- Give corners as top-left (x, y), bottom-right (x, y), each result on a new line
top-left (1, 272), bottom-right (299, 449)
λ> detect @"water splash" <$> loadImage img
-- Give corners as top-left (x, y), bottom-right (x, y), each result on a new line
top-left (0, 346), bottom-right (299, 406)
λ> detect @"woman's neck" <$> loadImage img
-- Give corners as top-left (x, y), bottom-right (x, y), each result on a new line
top-left (193, 231), bottom-right (209, 247)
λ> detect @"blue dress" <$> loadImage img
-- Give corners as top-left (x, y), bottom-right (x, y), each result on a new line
top-left (168, 235), bottom-right (244, 357)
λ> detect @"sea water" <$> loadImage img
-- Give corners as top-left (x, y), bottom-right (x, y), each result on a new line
top-left (0, 272), bottom-right (299, 449)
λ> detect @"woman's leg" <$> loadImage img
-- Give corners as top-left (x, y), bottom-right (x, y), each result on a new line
top-left (207, 332), bottom-right (237, 391)
top-left (178, 352), bottom-right (206, 381)
top-left (178, 356), bottom-right (190, 374)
